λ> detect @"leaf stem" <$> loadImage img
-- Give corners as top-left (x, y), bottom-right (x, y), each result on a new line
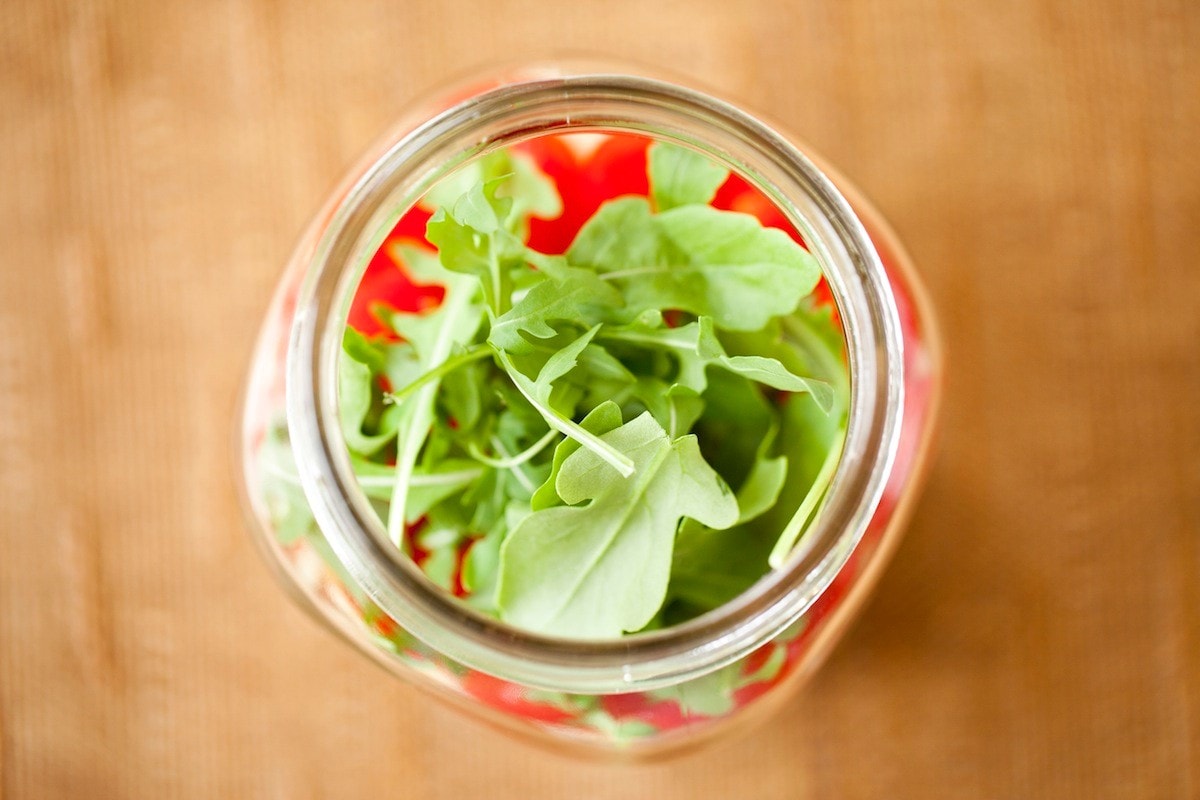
top-left (483, 436), bottom-right (538, 494)
top-left (597, 329), bottom-right (694, 351)
top-left (355, 468), bottom-right (484, 489)
top-left (387, 283), bottom-right (477, 547)
top-left (467, 429), bottom-right (559, 470)
top-left (595, 265), bottom-right (667, 281)
top-left (493, 349), bottom-right (636, 478)
top-left (383, 344), bottom-right (493, 407)
top-left (767, 425), bottom-right (847, 568)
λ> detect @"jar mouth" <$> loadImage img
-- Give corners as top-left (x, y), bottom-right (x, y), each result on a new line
top-left (286, 69), bottom-right (904, 693)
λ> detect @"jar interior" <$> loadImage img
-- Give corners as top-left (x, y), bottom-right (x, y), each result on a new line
top-left (334, 129), bottom-right (851, 640)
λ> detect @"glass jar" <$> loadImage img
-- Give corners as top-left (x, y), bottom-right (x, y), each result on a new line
top-left (238, 62), bottom-right (942, 758)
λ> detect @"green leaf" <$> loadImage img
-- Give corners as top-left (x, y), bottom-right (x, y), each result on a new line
top-left (665, 385), bottom-right (704, 439)
top-left (649, 663), bottom-right (737, 716)
top-left (461, 500), bottom-right (534, 613)
top-left (568, 199), bottom-right (821, 331)
top-left (599, 315), bottom-right (831, 408)
top-left (382, 276), bottom-right (484, 546)
top-left (416, 524), bottom-right (462, 590)
top-left (698, 317), bottom-right (834, 411)
top-left (494, 326), bottom-right (635, 477)
top-left (438, 351), bottom-right (488, 432)
top-left (502, 149), bottom-right (563, 222)
top-left (728, 311), bottom-right (849, 568)
top-left (258, 422), bottom-right (318, 544)
top-left (426, 181), bottom-right (525, 315)
top-left (581, 710), bottom-right (660, 742)
top-left (618, 376), bottom-right (706, 437)
top-left (339, 332), bottom-right (395, 457)
top-left (342, 326), bottom-right (389, 373)
top-left (422, 152), bottom-right (561, 319)
top-left (410, 466), bottom-right (482, 523)
top-left (767, 425), bottom-right (845, 568)
top-left (668, 523), bottom-right (778, 613)
top-left (461, 532), bottom-right (501, 611)
top-left (741, 643), bottom-right (786, 686)
top-left (529, 401), bottom-right (624, 510)
top-left (424, 149), bottom-right (561, 225)
top-left (648, 141), bottom-right (729, 211)
top-left (566, 197), bottom-right (670, 278)
top-left (488, 265), bottom-right (623, 354)
top-left (733, 422), bottom-right (789, 525)
top-left (383, 242), bottom-right (448, 287)
top-left (653, 206), bottom-right (820, 330)
top-left (497, 412), bottom-right (738, 638)
top-left (577, 343), bottom-right (636, 387)
top-left (780, 303), bottom-right (850, 395)
top-left (668, 421), bottom-right (787, 612)
top-left (598, 318), bottom-right (711, 391)
top-left (693, 369), bottom-right (776, 492)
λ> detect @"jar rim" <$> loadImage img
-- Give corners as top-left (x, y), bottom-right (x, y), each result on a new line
top-left (285, 67), bottom-right (904, 692)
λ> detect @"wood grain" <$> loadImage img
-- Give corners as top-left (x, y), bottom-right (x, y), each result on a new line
top-left (1, 0), bottom-right (1197, 796)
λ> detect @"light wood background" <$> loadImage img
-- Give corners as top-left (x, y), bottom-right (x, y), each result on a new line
top-left (2, 1), bottom-right (1198, 797)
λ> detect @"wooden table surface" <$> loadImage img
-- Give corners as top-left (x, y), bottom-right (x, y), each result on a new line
top-left (2, 0), bottom-right (1198, 797)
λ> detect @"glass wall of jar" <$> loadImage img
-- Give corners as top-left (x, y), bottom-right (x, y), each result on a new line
top-left (238, 63), bottom-right (942, 758)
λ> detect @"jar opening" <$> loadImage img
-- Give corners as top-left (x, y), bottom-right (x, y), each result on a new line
top-left (286, 71), bottom-right (903, 692)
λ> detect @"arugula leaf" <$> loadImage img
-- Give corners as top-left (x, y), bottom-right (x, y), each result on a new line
top-left (426, 181), bottom-right (525, 316)
top-left (502, 150), bottom-right (563, 221)
top-left (339, 331), bottom-right (396, 457)
top-left (664, 385), bottom-right (705, 439)
top-left (575, 343), bottom-right (637, 404)
top-left (693, 368), bottom-right (776, 490)
top-left (437, 350), bottom-right (488, 432)
top-left (725, 310), bottom-right (850, 568)
top-left (496, 412), bottom-right (738, 639)
top-left (568, 198), bottom-right (821, 331)
top-left (382, 274), bottom-right (484, 546)
top-left (733, 421), bottom-right (789, 525)
top-left (669, 422), bottom-right (788, 611)
top-left (461, 499), bottom-right (535, 609)
top-left (342, 326), bottom-right (389, 373)
top-left (697, 317), bottom-right (834, 410)
top-left (258, 422), bottom-right (320, 544)
top-left (581, 710), bottom-right (660, 742)
top-left (566, 197), bottom-right (672, 278)
top-left (648, 141), bottom-right (730, 211)
top-left (529, 401), bottom-right (624, 510)
top-left (766, 424), bottom-right (844, 568)
top-left (488, 265), bottom-right (623, 354)
top-left (422, 149), bottom-right (561, 319)
top-left (652, 206), bottom-right (820, 330)
top-left (424, 149), bottom-right (561, 227)
top-left (382, 241), bottom-right (446, 286)
top-left (598, 317), bottom-right (711, 391)
top-left (599, 315), bottom-right (831, 408)
top-left (667, 522), bottom-right (778, 613)
top-left (648, 663), bottom-right (737, 716)
top-left (413, 524), bottom-right (464, 590)
top-left (493, 326), bottom-right (635, 477)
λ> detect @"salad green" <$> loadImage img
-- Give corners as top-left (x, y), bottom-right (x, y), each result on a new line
top-left (335, 141), bottom-right (849, 639)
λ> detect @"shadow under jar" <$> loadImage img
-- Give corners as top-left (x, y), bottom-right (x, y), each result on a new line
top-left (238, 63), bottom-right (943, 759)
